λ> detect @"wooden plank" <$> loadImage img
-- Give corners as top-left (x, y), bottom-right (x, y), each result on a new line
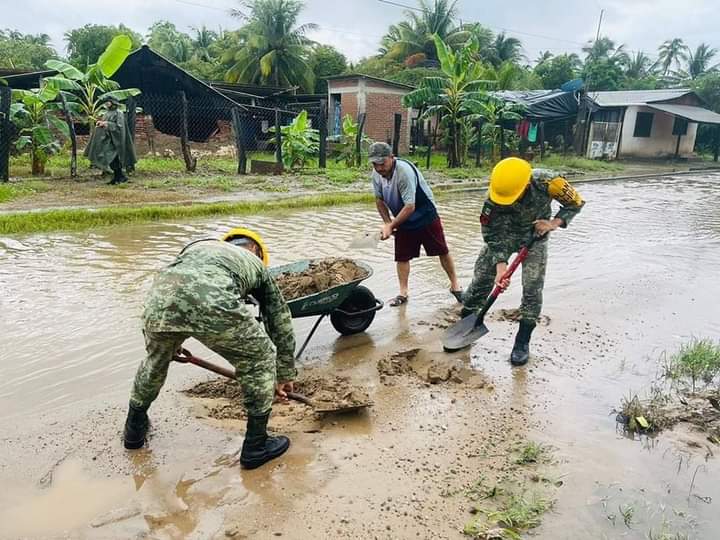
top-left (178, 91), bottom-right (197, 172)
top-left (230, 107), bottom-right (247, 174)
top-left (59, 93), bottom-right (77, 178)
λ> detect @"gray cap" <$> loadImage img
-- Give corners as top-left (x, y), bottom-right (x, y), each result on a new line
top-left (368, 142), bottom-right (392, 164)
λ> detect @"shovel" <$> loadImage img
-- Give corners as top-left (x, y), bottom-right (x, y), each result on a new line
top-left (443, 232), bottom-right (538, 352)
top-left (173, 348), bottom-right (370, 414)
top-left (347, 230), bottom-right (381, 250)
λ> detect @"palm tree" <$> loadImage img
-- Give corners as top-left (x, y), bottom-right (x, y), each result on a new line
top-left (658, 38), bottom-right (688, 76)
top-left (582, 36), bottom-right (628, 64)
top-left (224, 0), bottom-right (317, 91)
top-left (191, 26), bottom-right (218, 62)
top-left (535, 51), bottom-right (553, 66)
top-left (625, 51), bottom-right (655, 79)
top-left (488, 32), bottom-right (523, 67)
top-left (380, 0), bottom-right (462, 65)
top-left (686, 43), bottom-right (718, 79)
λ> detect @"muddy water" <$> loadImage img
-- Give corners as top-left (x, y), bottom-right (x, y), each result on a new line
top-left (1, 173), bottom-right (720, 539)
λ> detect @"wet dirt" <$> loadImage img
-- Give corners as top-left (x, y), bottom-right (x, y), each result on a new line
top-left (185, 374), bottom-right (372, 422)
top-left (274, 257), bottom-right (369, 300)
top-left (2, 174), bottom-right (720, 539)
top-left (377, 347), bottom-right (489, 388)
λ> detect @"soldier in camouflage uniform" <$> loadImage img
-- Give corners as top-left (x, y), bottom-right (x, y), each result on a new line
top-left (461, 158), bottom-right (584, 366)
top-left (123, 228), bottom-right (297, 469)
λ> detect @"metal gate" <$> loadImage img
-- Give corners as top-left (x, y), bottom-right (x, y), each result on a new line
top-left (586, 121), bottom-right (621, 160)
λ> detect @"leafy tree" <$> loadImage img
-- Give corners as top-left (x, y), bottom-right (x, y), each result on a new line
top-left (403, 35), bottom-right (491, 167)
top-left (584, 57), bottom-right (625, 91)
top-left (350, 56), bottom-right (404, 80)
top-left (191, 26), bottom-right (219, 62)
top-left (224, 0), bottom-right (316, 91)
top-left (0, 30), bottom-right (58, 70)
top-left (380, 0), bottom-right (464, 66)
top-left (391, 67), bottom-right (442, 87)
top-left (269, 109), bottom-right (318, 168)
top-left (486, 32), bottom-right (523, 68)
top-left (147, 21), bottom-right (193, 64)
top-left (472, 95), bottom-right (524, 161)
top-left (534, 51), bottom-right (553, 66)
top-left (582, 36), bottom-right (628, 64)
top-left (624, 51), bottom-right (655, 79)
top-left (65, 24), bottom-right (142, 70)
top-left (10, 82), bottom-right (68, 175)
top-left (333, 114), bottom-right (373, 166)
top-left (693, 72), bottom-right (720, 112)
top-left (658, 38), bottom-right (688, 77)
top-left (534, 54), bottom-right (578, 89)
top-left (310, 45), bottom-right (347, 93)
top-left (683, 43), bottom-right (718, 80)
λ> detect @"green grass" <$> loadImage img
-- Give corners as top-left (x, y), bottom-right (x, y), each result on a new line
top-left (464, 492), bottom-right (554, 539)
top-left (536, 154), bottom-right (624, 173)
top-left (663, 339), bottom-right (720, 392)
top-left (515, 442), bottom-right (548, 465)
top-left (0, 192), bottom-right (375, 235)
top-left (0, 181), bottom-right (51, 203)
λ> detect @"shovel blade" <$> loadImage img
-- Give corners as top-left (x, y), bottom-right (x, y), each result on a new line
top-left (442, 313), bottom-right (489, 352)
top-left (348, 231), bottom-right (380, 250)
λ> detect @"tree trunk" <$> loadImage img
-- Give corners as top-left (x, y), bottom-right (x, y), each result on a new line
top-left (31, 149), bottom-right (44, 176)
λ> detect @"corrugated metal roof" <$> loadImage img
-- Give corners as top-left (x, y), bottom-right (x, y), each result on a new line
top-left (589, 89), bottom-right (692, 107)
top-left (647, 103), bottom-right (720, 124)
top-left (325, 73), bottom-right (414, 90)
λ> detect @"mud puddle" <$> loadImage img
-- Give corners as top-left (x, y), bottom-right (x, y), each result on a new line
top-left (274, 257), bottom-right (369, 300)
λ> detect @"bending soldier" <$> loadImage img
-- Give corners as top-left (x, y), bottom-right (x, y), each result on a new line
top-left (461, 158), bottom-right (585, 366)
top-left (123, 228), bottom-right (296, 470)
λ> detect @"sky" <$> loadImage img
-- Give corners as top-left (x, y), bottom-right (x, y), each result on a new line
top-left (1, 0), bottom-right (718, 65)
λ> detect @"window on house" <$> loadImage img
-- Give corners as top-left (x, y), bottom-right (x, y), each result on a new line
top-left (633, 112), bottom-right (654, 137)
top-left (672, 116), bottom-right (689, 136)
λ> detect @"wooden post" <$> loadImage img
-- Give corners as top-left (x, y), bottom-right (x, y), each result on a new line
top-left (573, 90), bottom-right (588, 156)
top-left (355, 112), bottom-right (366, 167)
top-left (499, 112), bottom-right (505, 159)
top-left (125, 96), bottom-right (136, 173)
top-left (539, 121), bottom-right (546, 159)
top-left (274, 108), bottom-right (283, 166)
top-left (475, 119), bottom-right (483, 167)
top-left (674, 132), bottom-right (682, 159)
top-left (59, 93), bottom-right (77, 178)
top-left (230, 107), bottom-right (247, 174)
top-left (1, 86), bottom-right (12, 182)
top-left (714, 125), bottom-right (720, 162)
top-left (178, 91), bottom-right (196, 172)
top-left (318, 99), bottom-right (327, 169)
top-left (427, 113), bottom-right (439, 169)
top-left (392, 112), bottom-right (402, 156)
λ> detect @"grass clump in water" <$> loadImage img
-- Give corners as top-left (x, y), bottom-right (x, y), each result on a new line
top-left (663, 339), bottom-right (720, 392)
top-left (0, 192), bottom-right (374, 235)
top-left (464, 492), bottom-right (554, 539)
top-left (514, 441), bottom-right (549, 465)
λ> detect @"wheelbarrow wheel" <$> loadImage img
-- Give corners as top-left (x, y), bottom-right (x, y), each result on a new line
top-left (330, 285), bottom-right (377, 335)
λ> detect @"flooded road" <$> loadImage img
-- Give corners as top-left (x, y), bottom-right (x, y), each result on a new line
top-left (1, 173), bottom-right (719, 539)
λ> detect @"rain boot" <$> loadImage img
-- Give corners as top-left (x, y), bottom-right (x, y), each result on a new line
top-left (123, 403), bottom-right (149, 449)
top-left (240, 411), bottom-right (290, 470)
top-left (510, 320), bottom-right (536, 366)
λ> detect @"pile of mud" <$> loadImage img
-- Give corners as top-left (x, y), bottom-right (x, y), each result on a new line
top-left (184, 375), bottom-right (371, 420)
top-left (378, 348), bottom-right (487, 388)
top-left (275, 258), bottom-right (368, 300)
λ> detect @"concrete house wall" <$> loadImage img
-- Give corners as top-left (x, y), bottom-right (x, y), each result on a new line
top-left (620, 105), bottom-right (698, 158)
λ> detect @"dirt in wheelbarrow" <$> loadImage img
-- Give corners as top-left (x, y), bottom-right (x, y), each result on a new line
top-left (184, 373), bottom-right (372, 426)
top-left (274, 257), bottom-right (369, 300)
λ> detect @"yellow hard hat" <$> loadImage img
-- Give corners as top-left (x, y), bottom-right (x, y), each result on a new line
top-left (222, 227), bottom-right (269, 266)
top-left (489, 157), bottom-right (532, 205)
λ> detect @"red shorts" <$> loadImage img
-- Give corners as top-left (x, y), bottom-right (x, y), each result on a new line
top-left (394, 217), bottom-right (449, 262)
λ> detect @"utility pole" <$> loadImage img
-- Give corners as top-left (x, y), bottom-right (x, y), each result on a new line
top-left (595, 9), bottom-right (604, 42)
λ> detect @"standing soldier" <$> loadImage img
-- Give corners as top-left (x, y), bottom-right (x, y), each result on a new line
top-left (85, 97), bottom-right (136, 185)
top-left (123, 228), bottom-right (297, 470)
top-left (461, 158), bottom-right (585, 366)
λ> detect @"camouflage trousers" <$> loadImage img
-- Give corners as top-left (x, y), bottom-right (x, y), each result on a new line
top-left (130, 318), bottom-right (278, 416)
top-left (461, 240), bottom-right (547, 323)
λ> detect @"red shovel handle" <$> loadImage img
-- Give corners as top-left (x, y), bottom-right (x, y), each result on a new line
top-left (174, 348), bottom-right (236, 380)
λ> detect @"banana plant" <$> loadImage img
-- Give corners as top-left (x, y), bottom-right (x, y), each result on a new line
top-left (44, 35), bottom-right (140, 126)
top-left (269, 110), bottom-right (319, 169)
top-left (334, 114), bottom-right (373, 167)
top-left (10, 82), bottom-right (69, 175)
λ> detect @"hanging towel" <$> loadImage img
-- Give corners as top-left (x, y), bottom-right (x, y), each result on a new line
top-left (528, 122), bottom-right (538, 143)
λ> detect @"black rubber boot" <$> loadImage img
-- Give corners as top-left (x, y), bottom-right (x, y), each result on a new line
top-left (510, 320), bottom-right (536, 366)
top-left (123, 403), bottom-right (149, 449)
top-left (240, 412), bottom-right (290, 470)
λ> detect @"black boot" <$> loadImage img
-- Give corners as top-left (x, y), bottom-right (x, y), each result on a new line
top-left (123, 403), bottom-right (149, 449)
top-left (510, 320), bottom-right (536, 366)
top-left (240, 411), bottom-right (290, 469)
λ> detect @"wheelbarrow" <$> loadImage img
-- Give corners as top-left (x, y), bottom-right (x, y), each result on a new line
top-left (269, 259), bottom-right (384, 360)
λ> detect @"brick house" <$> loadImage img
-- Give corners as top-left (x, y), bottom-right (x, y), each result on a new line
top-left (326, 74), bottom-right (414, 154)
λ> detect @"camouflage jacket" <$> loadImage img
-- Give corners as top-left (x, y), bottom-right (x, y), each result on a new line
top-left (480, 169), bottom-right (585, 265)
top-left (143, 240), bottom-right (297, 381)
